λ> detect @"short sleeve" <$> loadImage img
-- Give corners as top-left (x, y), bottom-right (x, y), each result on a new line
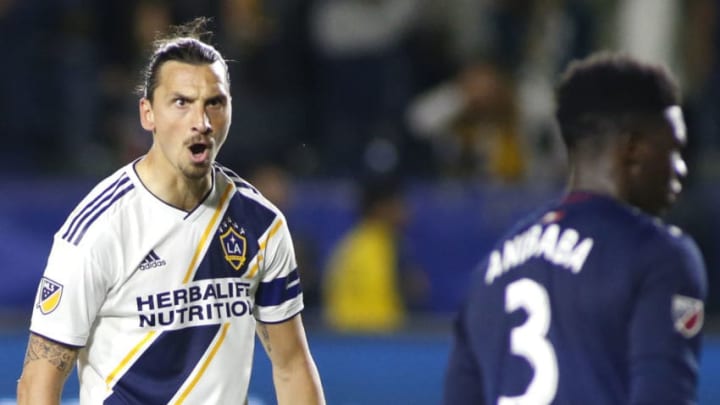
top-left (29, 235), bottom-right (110, 347)
top-left (253, 215), bottom-right (304, 323)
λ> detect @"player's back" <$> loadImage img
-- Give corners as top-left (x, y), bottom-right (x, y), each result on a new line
top-left (446, 192), bottom-right (706, 405)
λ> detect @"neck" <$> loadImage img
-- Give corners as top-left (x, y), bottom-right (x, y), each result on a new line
top-left (135, 154), bottom-right (212, 211)
top-left (566, 151), bottom-right (622, 200)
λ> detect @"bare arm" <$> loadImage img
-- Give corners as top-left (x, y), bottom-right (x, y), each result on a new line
top-left (257, 314), bottom-right (325, 405)
top-left (17, 332), bottom-right (79, 405)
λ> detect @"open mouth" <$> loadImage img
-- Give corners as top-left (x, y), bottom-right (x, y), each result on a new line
top-left (188, 143), bottom-right (210, 163)
top-left (189, 143), bottom-right (207, 154)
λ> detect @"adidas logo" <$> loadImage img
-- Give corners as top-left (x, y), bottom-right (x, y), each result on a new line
top-left (138, 249), bottom-right (167, 271)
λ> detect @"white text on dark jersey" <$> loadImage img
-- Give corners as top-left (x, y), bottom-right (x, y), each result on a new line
top-left (485, 224), bottom-right (594, 285)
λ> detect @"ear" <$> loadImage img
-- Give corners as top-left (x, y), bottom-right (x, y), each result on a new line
top-left (139, 98), bottom-right (155, 132)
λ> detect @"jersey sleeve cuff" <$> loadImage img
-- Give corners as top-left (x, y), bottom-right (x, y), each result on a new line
top-left (255, 299), bottom-right (304, 324)
top-left (29, 328), bottom-right (85, 349)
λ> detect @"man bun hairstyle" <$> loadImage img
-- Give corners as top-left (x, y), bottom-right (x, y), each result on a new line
top-left (555, 52), bottom-right (679, 148)
top-left (137, 17), bottom-right (229, 101)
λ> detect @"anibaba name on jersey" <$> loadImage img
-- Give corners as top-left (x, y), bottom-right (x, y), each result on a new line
top-left (485, 223), bottom-right (594, 285)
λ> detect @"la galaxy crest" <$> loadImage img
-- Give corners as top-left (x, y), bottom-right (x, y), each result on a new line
top-left (37, 277), bottom-right (63, 315)
top-left (219, 216), bottom-right (247, 271)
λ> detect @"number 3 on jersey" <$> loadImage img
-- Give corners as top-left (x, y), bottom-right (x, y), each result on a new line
top-left (499, 278), bottom-right (558, 405)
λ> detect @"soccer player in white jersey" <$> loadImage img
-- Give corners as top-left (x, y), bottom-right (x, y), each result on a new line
top-left (17, 18), bottom-right (325, 405)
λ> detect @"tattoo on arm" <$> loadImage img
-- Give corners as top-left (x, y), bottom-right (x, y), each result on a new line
top-left (258, 324), bottom-right (272, 353)
top-left (24, 334), bottom-right (78, 377)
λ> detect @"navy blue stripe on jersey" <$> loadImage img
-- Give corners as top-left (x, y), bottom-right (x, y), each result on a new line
top-left (61, 173), bottom-right (129, 241)
top-left (104, 324), bottom-right (221, 405)
top-left (70, 184), bottom-right (135, 245)
top-left (255, 268), bottom-right (302, 307)
top-left (193, 192), bottom-right (277, 281)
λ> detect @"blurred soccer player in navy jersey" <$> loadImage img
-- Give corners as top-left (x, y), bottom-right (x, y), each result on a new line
top-left (443, 52), bottom-right (708, 405)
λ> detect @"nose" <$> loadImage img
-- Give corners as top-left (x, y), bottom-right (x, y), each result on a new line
top-left (672, 151), bottom-right (687, 179)
top-left (669, 151), bottom-right (686, 195)
top-left (192, 107), bottom-right (212, 135)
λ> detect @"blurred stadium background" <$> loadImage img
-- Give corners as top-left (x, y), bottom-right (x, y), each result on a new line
top-left (1, 0), bottom-right (719, 403)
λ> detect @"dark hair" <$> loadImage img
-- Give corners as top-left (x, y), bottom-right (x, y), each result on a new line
top-left (137, 17), bottom-right (229, 101)
top-left (359, 174), bottom-right (403, 217)
top-left (555, 52), bottom-right (679, 148)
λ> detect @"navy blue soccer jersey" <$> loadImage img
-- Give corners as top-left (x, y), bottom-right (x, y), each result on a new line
top-left (444, 192), bottom-right (707, 405)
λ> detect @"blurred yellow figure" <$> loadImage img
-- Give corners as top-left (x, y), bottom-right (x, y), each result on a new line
top-left (323, 177), bottom-right (409, 333)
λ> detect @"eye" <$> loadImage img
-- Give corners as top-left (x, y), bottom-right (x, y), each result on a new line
top-left (174, 97), bottom-right (188, 107)
top-left (207, 97), bottom-right (225, 109)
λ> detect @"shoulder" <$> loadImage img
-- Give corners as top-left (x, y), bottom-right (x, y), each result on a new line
top-left (56, 163), bottom-right (139, 248)
top-left (214, 163), bottom-right (287, 221)
top-left (635, 219), bottom-right (707, 298)
top-left (581, 198), bottom-right (706, 287)
top-left (652, 223), bottom-right (705, 273)
top-left (214, 162), bottom-right (260, 196)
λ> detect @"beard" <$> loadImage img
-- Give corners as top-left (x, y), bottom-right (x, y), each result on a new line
top-left (180, 160), bottom-right (213, 180)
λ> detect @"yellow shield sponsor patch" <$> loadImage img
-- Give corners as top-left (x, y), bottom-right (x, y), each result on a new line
top-left (37, 277), bottom-right (63, 315)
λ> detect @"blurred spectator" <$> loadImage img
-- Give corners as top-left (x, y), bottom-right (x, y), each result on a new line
top-left (407, 0), bottom-right (598, 183)
top-left (248, 163), bottom-right (323, 315)
top-left (407, 60), bottom-right (525, 181)
top-left (323, 175), bottom-right (427, 333)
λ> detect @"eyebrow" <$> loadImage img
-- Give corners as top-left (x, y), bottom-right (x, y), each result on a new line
top-left (167, 92), bottom-right (228, 103)
top-left (169, 92), bottom-right (193, 101)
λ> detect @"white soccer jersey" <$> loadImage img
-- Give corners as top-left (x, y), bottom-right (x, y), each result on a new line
top-left (30, 160), bottom-right (304, 404)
